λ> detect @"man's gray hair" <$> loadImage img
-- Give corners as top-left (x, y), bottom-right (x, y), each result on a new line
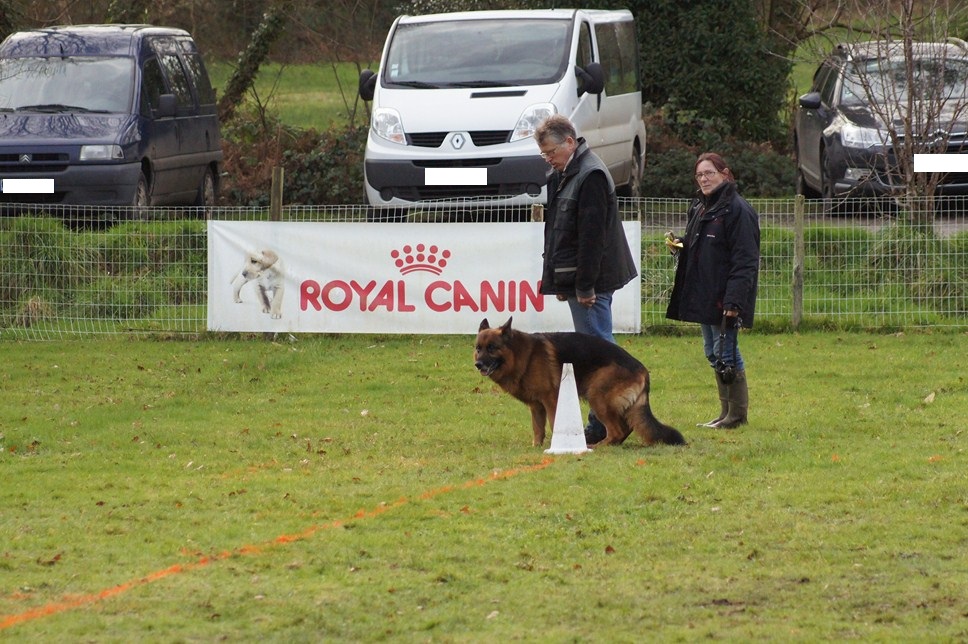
top-left (534, 114), bottom-right (576, 145)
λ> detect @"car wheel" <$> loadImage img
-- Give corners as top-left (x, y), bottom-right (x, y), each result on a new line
top-left (820, 148), bottom-right (834, 200)
top-left (819, 148), bottom-right (840, 215)
top-left (821, 149), bottom-right (858, 216)
top-left (795, 164), bottom-right (820, 199)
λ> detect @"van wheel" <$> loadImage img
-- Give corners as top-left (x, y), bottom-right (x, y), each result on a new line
top-left (125, 171), bottom-right (152, 221)
top-left (134, 171), bottom-right (151, 207)
top-left (195, 168), bottom-right (217, 207)
top-left (616, 147), bottom-right (642, 198)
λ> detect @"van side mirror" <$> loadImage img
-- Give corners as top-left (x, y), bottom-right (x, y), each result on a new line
top-left (576, 62), bottom-right (605, 96)
top-left (154, 93), bottom-right (177, 118)
top-left (359, 70), bottom-right (377, 101)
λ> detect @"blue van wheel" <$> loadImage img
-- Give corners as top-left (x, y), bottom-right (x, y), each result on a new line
top-left (195, 168), bottom-right (217, 208)
top-left (123, 171), bottom-right (152, 221)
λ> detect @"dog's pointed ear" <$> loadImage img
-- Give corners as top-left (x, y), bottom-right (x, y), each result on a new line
top-left (479, 318), bottom-right (490, 331)
top-left (500, 317), bottom-right (513, 334)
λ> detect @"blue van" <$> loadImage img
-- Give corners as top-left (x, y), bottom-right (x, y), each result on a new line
top-left (0, 24), bottom-right (222, 211)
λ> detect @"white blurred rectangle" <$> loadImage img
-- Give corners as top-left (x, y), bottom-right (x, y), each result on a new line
top-left (2, 178), bottom-right (54, 193)
top-left (913, 154), bottom-right (968, 173)
top-left (425, 167), bottom-right (487, 185)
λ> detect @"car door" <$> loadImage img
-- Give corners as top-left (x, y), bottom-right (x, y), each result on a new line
top-left (591, 19), bottom-right (640, 183)
top-left (155, 44), bottom-right (199, 203)
top-left (798, 61), bottom-right (839, 188)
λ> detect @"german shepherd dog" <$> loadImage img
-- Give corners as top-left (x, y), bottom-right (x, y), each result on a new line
top-left (474, 317), bottom-right (686, 448)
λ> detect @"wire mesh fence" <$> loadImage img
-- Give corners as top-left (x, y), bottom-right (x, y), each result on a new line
top-left (1, 196), bottom-right (965, 339)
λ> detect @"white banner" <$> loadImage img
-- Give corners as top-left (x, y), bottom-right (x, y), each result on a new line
top-left (207, 221), bottom-right (641, 334)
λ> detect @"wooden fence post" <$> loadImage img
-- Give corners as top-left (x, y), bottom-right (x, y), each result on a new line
top-left (270, 166), bottom-right (284, 221)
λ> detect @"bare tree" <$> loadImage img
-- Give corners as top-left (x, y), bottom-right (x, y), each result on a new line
top-left (284, 0), bottom-right (396, 128)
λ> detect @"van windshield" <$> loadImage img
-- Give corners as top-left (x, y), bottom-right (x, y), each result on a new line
top-left (383, 18), bottom-right (572, 88)
top-left (0, 57), bottom-right (134, 113)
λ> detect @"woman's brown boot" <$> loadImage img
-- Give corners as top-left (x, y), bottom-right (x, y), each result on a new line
top-left (699, 373), bottom-right (729, 427)
top-left (710, 370), bottom-right (748, 429)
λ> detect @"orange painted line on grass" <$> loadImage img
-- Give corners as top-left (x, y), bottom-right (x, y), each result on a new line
top-left (0, 456), bottom-right (555, 631)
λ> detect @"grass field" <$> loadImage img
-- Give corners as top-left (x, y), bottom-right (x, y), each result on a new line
top-left (207, 60), bottom-right (376, 131)
top-left (1, 331), bottom-right (965, 640)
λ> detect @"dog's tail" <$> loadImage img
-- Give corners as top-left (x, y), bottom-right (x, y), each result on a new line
top-left (637, 403), bottom-right (687, 446)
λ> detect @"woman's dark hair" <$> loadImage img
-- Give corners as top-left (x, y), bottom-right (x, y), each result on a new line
top-left (695, 152), bottom-right (735, 182)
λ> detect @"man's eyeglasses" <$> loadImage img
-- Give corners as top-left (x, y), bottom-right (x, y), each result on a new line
top-left (539, 144), bottom-right (561, 160)
top-left (695, 169), bottom-right (721, 181)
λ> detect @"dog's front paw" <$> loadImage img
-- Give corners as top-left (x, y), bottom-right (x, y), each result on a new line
top-left (270, 313), bottom-right (281, 319)
top-left (233, 297), bottom-right (243, 303)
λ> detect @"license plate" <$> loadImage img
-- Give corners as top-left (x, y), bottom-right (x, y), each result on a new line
top-left (1, 178), bottom-right (55, 194)
top-left (424, 167), bottom-right (487, 186)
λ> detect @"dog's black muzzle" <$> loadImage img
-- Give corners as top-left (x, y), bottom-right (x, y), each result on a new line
top-left (475, 357), bottom-right (502, 377)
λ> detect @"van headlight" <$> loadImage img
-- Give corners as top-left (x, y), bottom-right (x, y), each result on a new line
top-left (841, 123), bottom-right (886, 149)
top-left (80, 145), bottom-right (124, 161)
top-left (511, 103), bottom-right (556, 142)
top-left (372, 108), bottom-right (406, 145)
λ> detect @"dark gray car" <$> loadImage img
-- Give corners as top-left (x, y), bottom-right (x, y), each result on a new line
top-left (0, 24), bottom-right (222, 213)
top-left (794, 40), bottom-right (968, 200)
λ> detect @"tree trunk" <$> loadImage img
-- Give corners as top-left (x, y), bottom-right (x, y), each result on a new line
top-left (217, 3), bottom-right (290, 124)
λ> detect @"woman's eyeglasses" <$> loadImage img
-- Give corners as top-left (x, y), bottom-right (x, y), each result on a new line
top-left (695, 169), bottom-right (721, 181)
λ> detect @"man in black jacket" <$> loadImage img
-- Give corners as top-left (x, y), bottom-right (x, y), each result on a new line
top-left (535, 115), bottom-right (638, 444)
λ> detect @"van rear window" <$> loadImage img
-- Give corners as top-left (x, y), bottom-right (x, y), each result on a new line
top-left (384, 19), bottom-right (572, 88)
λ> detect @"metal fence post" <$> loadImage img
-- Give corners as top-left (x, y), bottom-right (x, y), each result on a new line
top-left (792, 194), bottom-right (805, 330)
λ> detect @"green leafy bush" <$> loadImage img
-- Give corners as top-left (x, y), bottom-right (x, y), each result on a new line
top-left (220, 104), bottom-right (367, 207)
top-left (639, 104), bottom-right (796, 198)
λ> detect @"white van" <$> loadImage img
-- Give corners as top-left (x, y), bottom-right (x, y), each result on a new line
top-left (359, 9), bottom-right (646, 216)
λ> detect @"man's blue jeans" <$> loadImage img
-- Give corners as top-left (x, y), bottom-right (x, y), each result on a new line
top-left (566, 291), bottom-right (615, 442)
top-left (566, 291), bottom-right (615, 342)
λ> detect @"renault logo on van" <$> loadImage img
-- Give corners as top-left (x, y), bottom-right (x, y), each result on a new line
top-left (450, 133), bottom-right (465, 150)
top-left (19, 154), bottom-right (31, 164)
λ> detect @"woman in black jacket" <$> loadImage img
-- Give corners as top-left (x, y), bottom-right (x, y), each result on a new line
top-left (666, 152), bottom-right (760, 429)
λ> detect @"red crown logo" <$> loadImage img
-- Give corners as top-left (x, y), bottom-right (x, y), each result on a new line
top-left (390, 243), bottom-right (451, 275)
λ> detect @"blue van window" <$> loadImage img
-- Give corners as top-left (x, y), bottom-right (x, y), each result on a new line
top-left (159, 54), bottom-right (193, 108)
top-left (140, 57), bottom-right (167, 116)
top-left (183, 53), bottom-right (215, 105)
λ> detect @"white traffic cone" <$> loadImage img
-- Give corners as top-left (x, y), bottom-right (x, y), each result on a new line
top-left (544, 363), bottom-right (592, 454)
